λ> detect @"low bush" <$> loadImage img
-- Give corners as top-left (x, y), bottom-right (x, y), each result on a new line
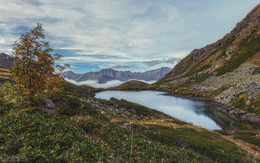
top-left (83, 103), bottom-right (110, 122)
top-left (231, 93), bottom-right (260, 116)
top-left (217, 130), bottom-right (232, 136)
top-left (54, 95), bottom-right (82, 116)
top-left (96, 123), bottom-right (212, 162)
top-left (0, 110), bottom-right (111, 162)
top-left (144, 125), bottom-right (252, 162)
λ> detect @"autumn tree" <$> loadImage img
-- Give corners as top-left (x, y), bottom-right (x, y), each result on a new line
top-left (9, 23), bottom-right (67, 106)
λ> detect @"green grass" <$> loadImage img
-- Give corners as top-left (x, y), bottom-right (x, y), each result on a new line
top-left (92, 123), bottom-right (213, 162)
top-left (144, 125), bottom-right (253, 162)
top-left (216, 30), bottom-right (260, 75)
top-left (233, 130), bottom-right (260, 150)
top-left (0, 109), bottom-right (111, 162)
top-left (179, 36), bottom-right (235, 78)
top-left (0, 100), bottom-right (213, 162)
top-left (53, 95), bottom-right (82, 116)
top-left (0, 83), bottom-right (258, 162)
top-left (217, 129), bottom-right (260, 151)
top-left (182, 73), bottom-right (211, 88)
top-left (215, 36), bottom-right (236, 60)
top-left (216, 130), bottom-right (232, 136)
top-left (182, 63), bottom-right (211, 78)
top-left (0, 78), bottom-right (10, 84)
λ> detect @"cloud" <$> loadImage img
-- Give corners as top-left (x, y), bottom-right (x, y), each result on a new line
top-left (65, 78), bottom-right (124, 88)
top-left (57, 56), bottom-right (147, 64)
top-left (0, 0), bottom-right (259, 73)
top-left (109, 64), bottom-right (130, 69)
top-left (0, 0), bottom-right (188, 60)
top-left (160, 5), bottom-right (179, 21)
top-left (143, 57), bottom-right (181, 67)
top-left (65, 78), bottom-right (156, 88)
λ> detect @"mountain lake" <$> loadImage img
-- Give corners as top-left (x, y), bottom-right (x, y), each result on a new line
top-left (95, 90), bottom-right (245, 130)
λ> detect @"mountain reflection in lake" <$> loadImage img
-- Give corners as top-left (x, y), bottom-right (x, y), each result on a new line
top-left (95, 90), bottom-right (243, 130)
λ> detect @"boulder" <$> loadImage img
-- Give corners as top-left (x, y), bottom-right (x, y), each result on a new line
top-left (42, 99), bottom-right (55, 114)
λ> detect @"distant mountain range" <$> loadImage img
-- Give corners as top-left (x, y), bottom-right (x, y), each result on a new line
top-left (61, 67), bottom-right (172, 84)
top-left (0, 53), bottom-right (172, 84)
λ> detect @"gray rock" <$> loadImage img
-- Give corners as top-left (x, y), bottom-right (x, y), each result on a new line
top-left (240, 113), bottom-right (260, 123)
top-left (42, 99), bottom-right (55, 114)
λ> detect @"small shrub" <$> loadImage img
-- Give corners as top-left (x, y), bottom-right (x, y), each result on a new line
top-left (83, 103), bottom-right (109, 122)
top-left (54, 95), bottom-right (82, 116)
top-left (144, 125), bottom-right (252, 162)
top-left (217, 130), bottom-right (232, 136)
top-left (231, 93), bottom-right (260, 115)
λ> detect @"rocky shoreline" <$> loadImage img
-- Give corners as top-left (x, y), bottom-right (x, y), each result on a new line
top-left (164, 92), bottom-right (260, 124)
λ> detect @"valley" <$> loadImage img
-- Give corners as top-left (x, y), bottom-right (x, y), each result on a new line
top-left (0, 2), bottom-right (260, 162)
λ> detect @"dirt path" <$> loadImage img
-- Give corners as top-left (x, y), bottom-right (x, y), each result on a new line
top-left (220, 135), bottom-right (259, 159)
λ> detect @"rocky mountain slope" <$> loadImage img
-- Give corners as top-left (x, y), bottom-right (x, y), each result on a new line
top-left (0, 53), bottom-right (14, 69)
top-left (61, 67), bottom-right (171, 83)
top-left (156, 4), bottom-right (260, 117)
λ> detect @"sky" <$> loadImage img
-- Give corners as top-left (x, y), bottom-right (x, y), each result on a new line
top-left (0, 0), bottom-right (259, 73)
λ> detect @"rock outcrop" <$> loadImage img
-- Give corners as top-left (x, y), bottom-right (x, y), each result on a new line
top-left (85, 98), bottom-right (140, 119)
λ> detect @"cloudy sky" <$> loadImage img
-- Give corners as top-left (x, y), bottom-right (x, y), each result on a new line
top-left (0, 0), bottom-right (259, 73)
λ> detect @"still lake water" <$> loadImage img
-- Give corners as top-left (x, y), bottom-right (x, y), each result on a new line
top-left (95, 90), bottom-right (242, 130)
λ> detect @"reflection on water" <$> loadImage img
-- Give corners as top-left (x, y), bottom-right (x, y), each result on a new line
top-left (95, 90), bottom-right (243, 130)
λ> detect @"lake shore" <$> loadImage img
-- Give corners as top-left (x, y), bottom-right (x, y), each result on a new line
top-left (163, 92), bottom-right (260, 124)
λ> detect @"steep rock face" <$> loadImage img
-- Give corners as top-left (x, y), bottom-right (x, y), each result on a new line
top-left (0, 53), bottom-right (14, 69)
top-left (156, 4), bottom-right (260, 117)
top-left (61, 67), bottom-right (172, 83)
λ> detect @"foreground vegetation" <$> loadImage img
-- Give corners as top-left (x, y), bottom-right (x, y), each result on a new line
top-left (1, 84), bottom-right (259, 162)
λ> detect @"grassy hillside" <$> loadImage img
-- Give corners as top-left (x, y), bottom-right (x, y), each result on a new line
top-left (114, 80), bottom-right (150, 90)
top-left (1, 81), bottom-right (259, 162)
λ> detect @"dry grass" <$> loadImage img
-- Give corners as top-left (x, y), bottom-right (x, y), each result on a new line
top-left (247, 50), bottom-right (260, 66)
top-left (111, 117), bottom-right (206, 132)
top-left (204, 50), bottom-right (223, 66)
top-left (0, 66), bottom-right (11, 80)
top-left (220, 134), bottom-right (260, 159)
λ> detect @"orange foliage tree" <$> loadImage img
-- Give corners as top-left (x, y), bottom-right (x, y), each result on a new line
top-left (11, 23), bottom-right (67, 105)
